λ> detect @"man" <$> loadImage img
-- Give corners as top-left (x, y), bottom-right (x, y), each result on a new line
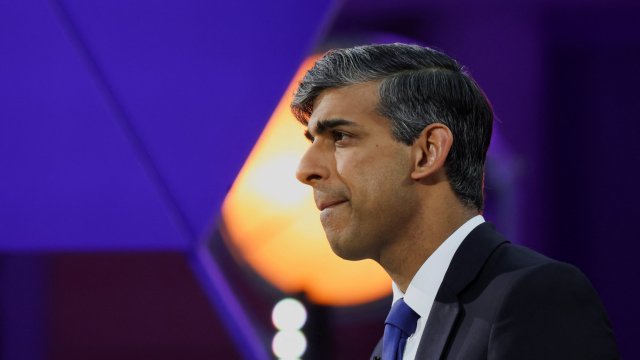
top-left (292, 43), bottom-right (618, 359)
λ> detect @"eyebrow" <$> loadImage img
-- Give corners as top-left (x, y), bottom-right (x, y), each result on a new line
top-left (305, 118), bottom-right (358, 140)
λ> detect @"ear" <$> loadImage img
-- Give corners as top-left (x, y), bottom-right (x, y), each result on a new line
top-left (410, 123), bottom-right (453, 181)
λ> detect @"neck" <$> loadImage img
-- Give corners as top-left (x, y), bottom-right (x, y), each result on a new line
top-left (379, 189), bottom-right (479, 292)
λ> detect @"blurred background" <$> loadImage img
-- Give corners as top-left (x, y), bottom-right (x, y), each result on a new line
top-left (1, 0), bottom-right (639, 359)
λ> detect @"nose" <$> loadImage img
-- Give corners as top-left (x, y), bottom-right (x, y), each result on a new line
top-left (296, 143), bottom-right (329, 186)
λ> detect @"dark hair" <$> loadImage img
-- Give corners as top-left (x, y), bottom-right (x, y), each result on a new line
top-left (291, 43), bottom-right (493, 211)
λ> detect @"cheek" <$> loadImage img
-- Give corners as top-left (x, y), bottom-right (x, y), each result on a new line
top-left (337, 157), bottom-right (406, 200)
top-left (334, 150), bottom-right (377, 190)
top-left (334, 146), bottom-right (365, 166)
top-left (335, 144), bottom-right (412, 197)
top-left (334, 150), bottom-right (364, 186)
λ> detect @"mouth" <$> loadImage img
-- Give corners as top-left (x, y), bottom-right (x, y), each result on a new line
top-left (317, 199), bottom-right (348, 211)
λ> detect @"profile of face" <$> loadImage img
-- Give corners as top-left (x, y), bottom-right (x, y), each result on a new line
top-left (296, 82), bottom-right (421, 262)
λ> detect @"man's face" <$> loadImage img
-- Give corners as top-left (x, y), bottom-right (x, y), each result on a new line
top-left (296, 82), bottom-right (419, 261)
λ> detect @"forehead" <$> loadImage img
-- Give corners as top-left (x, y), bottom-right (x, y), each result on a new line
top-left (308, 82), bottom-right (381, 128)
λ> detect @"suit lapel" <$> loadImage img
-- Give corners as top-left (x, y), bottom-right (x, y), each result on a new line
top-left (415, 223), bottom-right (508, 359)
top-left (369, 337), bottom-right (383, 360)
top-left (414, 301), bottom-right (460, 359)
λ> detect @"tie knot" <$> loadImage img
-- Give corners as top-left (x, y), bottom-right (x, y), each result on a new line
top-left (385, 298), bottom-right (420, 336)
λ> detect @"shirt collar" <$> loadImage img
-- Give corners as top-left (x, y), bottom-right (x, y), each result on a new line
top-left (391, 215), bottom-right (485, 318)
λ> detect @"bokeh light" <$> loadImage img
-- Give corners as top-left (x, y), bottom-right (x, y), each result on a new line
top-left (272, 297), bottom-right (307, 331)
top-left (272, 330), bottom-right (307, 359)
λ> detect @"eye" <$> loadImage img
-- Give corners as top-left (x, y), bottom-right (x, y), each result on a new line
top-left (332, 130), bottom-right (350, 143)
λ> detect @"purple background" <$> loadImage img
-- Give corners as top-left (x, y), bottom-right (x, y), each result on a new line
top-left (1, 0), bottom-right (639, 359)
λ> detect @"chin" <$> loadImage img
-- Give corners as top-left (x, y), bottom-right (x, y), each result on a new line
top-left (326, 233), bottom-right (369, 261)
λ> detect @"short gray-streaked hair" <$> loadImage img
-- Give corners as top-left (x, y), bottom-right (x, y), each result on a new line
top-left (291, 43), bottom-right (493, 211)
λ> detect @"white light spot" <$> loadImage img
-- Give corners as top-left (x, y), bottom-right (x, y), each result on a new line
top-left (272, 297), bottom-right (307, 330)
top-left (272, 330), bottom-right (307, 359)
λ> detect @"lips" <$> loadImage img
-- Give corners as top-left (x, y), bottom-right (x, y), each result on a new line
top-left (316, 198), bottom-right (348, 211)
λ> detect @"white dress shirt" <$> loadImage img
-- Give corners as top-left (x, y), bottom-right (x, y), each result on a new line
top-left (391, 215), bottom-right (485, 360)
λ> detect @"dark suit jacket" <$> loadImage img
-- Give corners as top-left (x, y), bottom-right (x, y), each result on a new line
top-left (370, 223), bottom-right (618, 359)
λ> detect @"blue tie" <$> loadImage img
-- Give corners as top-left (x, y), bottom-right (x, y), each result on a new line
top-left (382, 298), bottom-right (420, 360)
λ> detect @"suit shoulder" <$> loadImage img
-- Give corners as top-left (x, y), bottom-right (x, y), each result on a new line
top-left (483, 246), bottom-right (619, 359)
top-left (495, 257), bottom-right (598, 311)
top-left (489, 242), bottom-right (556, 270)
top-left (484, 243), bottom-right (604, 315)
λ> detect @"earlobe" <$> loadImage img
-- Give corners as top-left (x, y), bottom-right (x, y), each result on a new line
top-left (410, 124), bottom-right (453, 181)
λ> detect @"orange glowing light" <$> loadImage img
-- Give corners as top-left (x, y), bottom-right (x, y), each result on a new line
top-left (221, 56), bottom-right (391, 306)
